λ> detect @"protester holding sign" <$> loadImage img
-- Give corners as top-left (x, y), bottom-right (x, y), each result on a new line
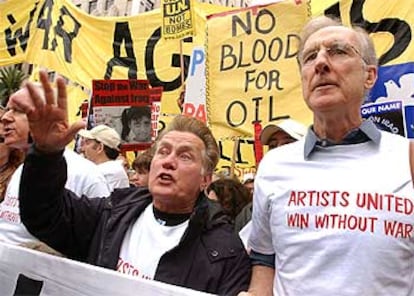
top-left (241, 16), bottom-right (414, 296)
top-left (16, 70), bottom-right (251, 295)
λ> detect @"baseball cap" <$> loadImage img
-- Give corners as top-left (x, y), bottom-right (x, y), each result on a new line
top-left (242, 173), bottom-right (255, 184)
top-left (78, 124), bottom-right (121, 151)
top-left (260, 119), bottom-right (307, 145)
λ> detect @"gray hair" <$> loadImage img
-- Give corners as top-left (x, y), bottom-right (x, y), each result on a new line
top-left (156, 115), bottom-right (219, 175)
top-left (298, 16), bottom-right (378, 67)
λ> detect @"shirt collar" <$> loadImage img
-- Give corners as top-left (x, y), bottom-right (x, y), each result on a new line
top-left (304, 120), bottom-right (381, 159)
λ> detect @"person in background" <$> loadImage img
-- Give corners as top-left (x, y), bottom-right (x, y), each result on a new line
top-left (78, 124), bottom-right (130, 191)
top-left (121, 106), bottom-right (152, 143)
top-left (16, 70), bottom-right (251, 295)
top-left (241, 16), bottom-right (414, 296)
top-left (260, 118), bottom-right (307, 150)
top-left (241, 173), bottom-right (255, 199)
top-left (233, 173), bottom-right (255, 234)
top-left (206, 177), bottom-right (251, 223)
top-left (237, 120), bottom-right (308, 247)
top-left (0, 84), bottom-right (110, 246)
top-left (0, 107), bottom-right (24, 202)
top-left (177, 84), bottom-right (186, 112)
top-left (117, 154), bottom-right (130, 174)
top-left (130, 148), bottom-right (154, 187)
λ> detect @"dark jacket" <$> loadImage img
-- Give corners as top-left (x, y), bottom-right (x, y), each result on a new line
top-left (20, 147), bottom-right (251, 295)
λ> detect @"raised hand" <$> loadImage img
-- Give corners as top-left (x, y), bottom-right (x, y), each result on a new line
top-left (9, 70), bottom-right (86, 153)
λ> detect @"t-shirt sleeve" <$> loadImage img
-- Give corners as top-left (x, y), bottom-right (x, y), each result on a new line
top-left (248, 172), bottom-right (275, 254)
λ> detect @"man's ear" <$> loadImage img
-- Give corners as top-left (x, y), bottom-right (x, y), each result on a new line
top-left (364, 65), bottom-right (378, 89)
top-left (200, 174), bottom-right (212, 191)
top-left (97, 142), bottom-right (104, 153)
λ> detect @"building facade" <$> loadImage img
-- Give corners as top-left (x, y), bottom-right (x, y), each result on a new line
top-left (72, 0), bottom-right (248, 17)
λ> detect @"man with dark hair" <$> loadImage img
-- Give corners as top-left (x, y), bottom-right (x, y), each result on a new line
top-left (15, 70), bottom-right (251, 295)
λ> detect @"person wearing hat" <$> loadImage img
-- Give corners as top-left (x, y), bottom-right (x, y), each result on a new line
top-left (260, 118), bottom-right (307, 150)
top-left (78, 124), bottom-right (129, 191)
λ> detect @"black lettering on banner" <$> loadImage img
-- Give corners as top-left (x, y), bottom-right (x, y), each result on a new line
top-left (158, 119), bottom-right (166, 133)
top-left (232, 9), bottom-right (275, 37)
top-left (218, 141), bottom-right (230, 161)
top-left (218, 139), bottom-right (251, 164)
top-left (37, 0), bottom-right (54, 50)
top-left (325, 0), bottom-right (411, 65)
top-left (13, 274), bottom-right (43, 296)
top-left (254, 9), bottom-right (275, 34)
top-left (285, 34), bottom-right (300, 59)
top-left (251, 96), bottom-right (262, 122)
top-left (105, 22), bottom-right (137, 79)
top-left (350, 0), bottom-right (411, 65)
top-left (145, 28), bottom-right (191, 91)
top-left (50, 5), bottom-right (81, 63)
top-left (4, 2), bottom-right (39, 56)
top-left (227, 100), bottom-right (247, 127)
top-left (226, 95), bottom-right (289, 127)
top-left (244, 69), bottom-right (282, 92)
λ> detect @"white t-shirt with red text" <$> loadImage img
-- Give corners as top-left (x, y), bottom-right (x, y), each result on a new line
top-left (249, 131), bottom-right (414, 296)
top-left (118, 204), bottom-right (188, 280)
top-left (0, 149), bottom-right (110, 245)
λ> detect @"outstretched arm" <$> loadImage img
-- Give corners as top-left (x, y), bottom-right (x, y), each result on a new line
top-left (11, 70), bottom-right (85, 153)
top-left (18, 71), bottom-right (102, 260)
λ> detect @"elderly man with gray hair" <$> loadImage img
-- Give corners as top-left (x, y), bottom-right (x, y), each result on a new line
top-left (14, 70), bottom-right (251, 295)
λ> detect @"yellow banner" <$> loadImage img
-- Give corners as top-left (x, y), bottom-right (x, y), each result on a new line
top-left (2, 0), bottom-right (414, 180)
top-left (208, 0), bottom-right (414, 177)
top-left (206, 1), bottom-right (311, 177)
top-left (161, 0), bottom-right (195, 40)
top-left (206, 1), bottom-right (312, 140)
top-left (0, 0), bottom-right (37, 65)
top-left (0, 0), bottom-right (229, 121)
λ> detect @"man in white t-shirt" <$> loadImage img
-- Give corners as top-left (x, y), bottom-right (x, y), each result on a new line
top-left (13, 70), bottom-right (251, 296)
top-left (0, 86), bottom-right (110, 245)
top-left (78, 124), bottom-right (129, 191)
top-left (240, 16), bottom-right (414, 296)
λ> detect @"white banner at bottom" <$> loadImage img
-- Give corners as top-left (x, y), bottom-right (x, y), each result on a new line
top-left (0, 242), bottom-right (213, 296)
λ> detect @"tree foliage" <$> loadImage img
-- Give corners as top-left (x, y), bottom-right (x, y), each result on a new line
top-left (0, 66), bottom-right (27, 107)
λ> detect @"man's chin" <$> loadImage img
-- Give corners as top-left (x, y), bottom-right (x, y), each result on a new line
top-left (5, 139), bottom-right (28, 150)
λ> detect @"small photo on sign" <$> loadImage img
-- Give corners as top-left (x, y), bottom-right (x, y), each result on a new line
top-left (120, 106), bottom-right (152, 143)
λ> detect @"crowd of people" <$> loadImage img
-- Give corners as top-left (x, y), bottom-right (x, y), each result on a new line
top-left (0, 15), bottom-right (414, 296)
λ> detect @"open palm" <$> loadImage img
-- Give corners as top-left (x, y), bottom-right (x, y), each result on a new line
top-left (10, 70), bottom-right (85, 153)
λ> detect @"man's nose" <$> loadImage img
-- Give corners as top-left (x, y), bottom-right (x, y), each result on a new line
top-left (314, 50), bottom-right (331, 74)
top-left (1, 109), bottom-right (14, 123)
top-left (161, 153), bottom-right (177, 170)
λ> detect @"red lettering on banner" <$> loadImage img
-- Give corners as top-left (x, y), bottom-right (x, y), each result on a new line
top-left (182, 103), bottom-right (206, 123)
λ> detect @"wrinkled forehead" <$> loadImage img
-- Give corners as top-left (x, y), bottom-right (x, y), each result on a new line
top-left (304, 26), bottom-right (359, 49)
top-left (157, 131), bottom-right (205, 149)
top-left (8, 88), bottom-right (29, 106)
